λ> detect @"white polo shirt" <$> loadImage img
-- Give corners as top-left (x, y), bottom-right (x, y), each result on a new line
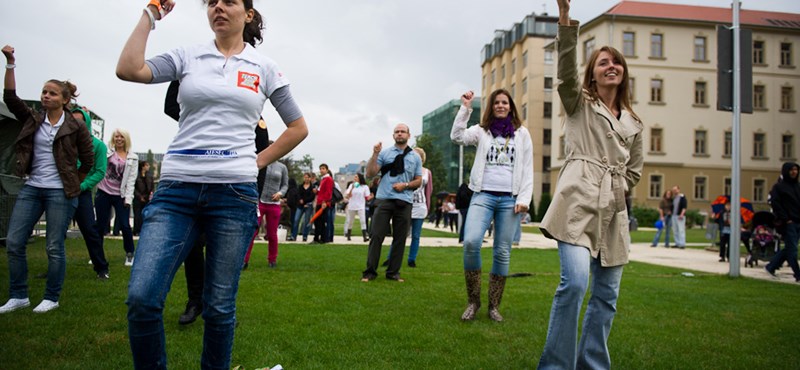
top-left (146, 41), bottom-right (289, 183)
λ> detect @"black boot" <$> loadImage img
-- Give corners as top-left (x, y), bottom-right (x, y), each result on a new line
top-left (345, 229), bottom-right (351, 241)
top-left (362, 230), bottom-right (369, 242)
top-left (461, 270), bottom-right (482, 321)
top-left (488, 273), bottom-right (507, 322)
top-left (178, 301), bottom-right (202, 325)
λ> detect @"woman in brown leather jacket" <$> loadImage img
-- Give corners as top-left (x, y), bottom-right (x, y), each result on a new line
top-left (0, 45), bottom-right (94, 315)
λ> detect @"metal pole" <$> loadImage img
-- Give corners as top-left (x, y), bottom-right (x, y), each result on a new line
top-left (729, 0), bottom-right (741, 277)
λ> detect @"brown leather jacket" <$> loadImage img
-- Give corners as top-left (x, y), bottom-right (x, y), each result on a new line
top-left (4, 89), bottom-right (94, 198)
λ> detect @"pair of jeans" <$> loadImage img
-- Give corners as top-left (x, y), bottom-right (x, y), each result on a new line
top-left (292, 205), bottom-right (313, 240)
top-left (313, 204), bottom-right (327, 242)
top-left (244, 202), bottom-right (280, 264)
top-left (325, 206), bottom-right (335, 242)
top-left (363, 199), bottom-right (411, 279)
top-left (671, 214), bottom-right (686, 247)
top-left (75, 189), bottom-right (109, 274)
top-left (513, 220), bottom-right (522, 243)
top-left (126, 181), bottom-right (258, 370)
top-left (651, 215), bottom-right (672, 247)
top-left (6, 185), bottom-right (77, 301)
top-left (458, 209), bottom-right (468, 242)
top-left (766, 222), bottom-right (800, 279)
top-left (132, 198), bottom-right (149, 235)
top-left (462, 192), bottom-right (518, 276)
top-left (538, 242), bottom-right (624, 370)
top-left (407, 218), bottom-right (424, 262)
top-left (185, 234), bottom-right (206, 306)
top-left (95, 189), bottom-right (135, 254)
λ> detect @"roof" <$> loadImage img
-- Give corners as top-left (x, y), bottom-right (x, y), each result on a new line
top-left (591, 1), bottom-right (800, 29)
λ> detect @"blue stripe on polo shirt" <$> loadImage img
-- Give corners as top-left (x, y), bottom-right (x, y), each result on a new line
top-left (167, 149), bottom-right (239, 158)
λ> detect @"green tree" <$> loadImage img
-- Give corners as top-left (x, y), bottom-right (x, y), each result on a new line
top-left (280, 154), bottom-right (315, 184)
top-left (535, 193), bottom-right (552, 222)
top-left (415, 134), bottom-right (447, 197)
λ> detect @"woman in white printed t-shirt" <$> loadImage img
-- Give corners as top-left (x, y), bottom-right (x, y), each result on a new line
top-left (115, 0), bottom-right (308, 368)
top-left (344, 173), bottom-right (371, 242)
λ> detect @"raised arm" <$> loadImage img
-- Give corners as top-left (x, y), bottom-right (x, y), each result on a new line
top-left (450, 91), bottom-right (480, 146)
top-left (116, 1), bottom-right (175, 83)
top-left (2, 45), bottom-right (16, 91)
top-left (365, 142), bottom-right (382, 178)
top-left (556, 0), bottom-right (582, 116)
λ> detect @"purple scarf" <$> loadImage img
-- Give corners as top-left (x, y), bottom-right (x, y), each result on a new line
top-left (489, 116), bottom-right (515, 138)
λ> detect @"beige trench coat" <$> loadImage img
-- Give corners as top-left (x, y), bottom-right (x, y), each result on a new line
top-left (539, 23), bottom-right (644, 267)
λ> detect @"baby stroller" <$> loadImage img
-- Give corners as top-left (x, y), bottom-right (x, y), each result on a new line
top-left (745, 211), bottom-right (781, 267)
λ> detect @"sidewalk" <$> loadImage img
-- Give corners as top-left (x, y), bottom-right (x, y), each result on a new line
top-left (279, 220), bottom-right (797, 285)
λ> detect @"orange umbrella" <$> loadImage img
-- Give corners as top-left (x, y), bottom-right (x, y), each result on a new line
top-left (309, 207), bottom-right (326, 223)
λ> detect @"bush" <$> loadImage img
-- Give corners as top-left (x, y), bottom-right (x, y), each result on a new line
top-left (685, 209), bottom-right (705, 228)
top-left (528, 199), bottom-right (536, 223)
top-left (632, 205), bottom-right (659, 228)
top-left (535, 193), bottom-right (551, 222)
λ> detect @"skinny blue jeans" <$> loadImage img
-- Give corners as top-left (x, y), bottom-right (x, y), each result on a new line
top-left (462, 192), bottom-right (518, 276)
top-left (126, 181), bottom-right (258, 370)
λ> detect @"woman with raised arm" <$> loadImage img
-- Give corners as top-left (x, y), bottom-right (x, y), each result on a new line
top-left (537, 0), bottom-right (643, 368)
top-left (451, 89), bottom-right (534, 322)
top-left (0, 45), bottom-right (94, 314)
top-left (115, 0), bottom-right (308, 368)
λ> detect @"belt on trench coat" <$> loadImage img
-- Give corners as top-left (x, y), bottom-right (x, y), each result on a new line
top-left (565, 154), bottom-right (627, 213)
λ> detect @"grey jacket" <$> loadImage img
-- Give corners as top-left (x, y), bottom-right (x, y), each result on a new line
top-left (260, 161), bottom-right (288, 204)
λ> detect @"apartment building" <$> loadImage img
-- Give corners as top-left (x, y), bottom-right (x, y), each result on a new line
top-left (549, 1), bottom-right (800, 212)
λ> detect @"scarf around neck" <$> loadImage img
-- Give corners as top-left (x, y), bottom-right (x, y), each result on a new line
top-left (489, 116), bottom-right (515, 138)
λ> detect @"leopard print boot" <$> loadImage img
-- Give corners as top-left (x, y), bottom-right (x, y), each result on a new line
top-left (461, 270), bottom-right (482, 321)
top-left (488, 273), bottom-right (507, 322)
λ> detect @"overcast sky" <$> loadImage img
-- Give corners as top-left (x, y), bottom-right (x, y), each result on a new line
top-left (2, 0), bottom-right (797, 172)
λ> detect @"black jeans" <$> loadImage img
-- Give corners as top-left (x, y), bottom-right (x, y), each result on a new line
top-left (75, 190), bottom-right (108, 274)
top-left (313, 204), bottom-right (327, 242)
top-left (363, 199), bottom-right (412, 279)
top-left (184, 234), bottom-right (206, 306)
top-left (132, 198), bottom-right (149, 235)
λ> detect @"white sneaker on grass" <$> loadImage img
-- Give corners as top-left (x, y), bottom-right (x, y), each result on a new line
top-left (32, 299), bottom-right (59, 313)
top-left (0, 298), bottom-right (30, 314)
top-left (125, 253), bottom-right (134, 267)
top-left (88, 259), bottom-right (93, 265)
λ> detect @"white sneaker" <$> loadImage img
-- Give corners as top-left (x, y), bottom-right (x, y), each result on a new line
top-left (88, 259), bottom-right (93, 265)
top-left (0, 298), bottom-right (30, 314)
top-left (125, 253), bottom-right (134, 267)
top-left (32, 299), bottom-right (59, 313)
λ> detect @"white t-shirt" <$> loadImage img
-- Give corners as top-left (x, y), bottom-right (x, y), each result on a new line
top-left (411, 169), bottom-right (430, 219)
top-left (346, 183), bottom-right (370, 211)
top-left (481, 135), bottom-right (515, 193)
top-left (146, 41), bottom-right (289, 183)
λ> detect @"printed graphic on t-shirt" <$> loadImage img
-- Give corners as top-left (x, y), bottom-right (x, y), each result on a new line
top-left (105, 157), bottom-right (125, 182)
top-left (237, 71), bottom-right (260, 93)
top-left (166, 149), bottom-right (239, 158)
top-left (486, 137), bottom-right (516, 167)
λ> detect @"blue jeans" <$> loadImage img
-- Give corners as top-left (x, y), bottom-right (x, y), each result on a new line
top-left (651, 216), bottom-right (672, 247)
top-left (408, 218), bottom-right (424, 262)
top-left (95, 189), bottom-right (135, 254)
top-left (767, 222), bottom-right (800, 279)
top-left (325, 206), bottom-right (335, 242)
top-left (6, 185), bottom-right (77, 301)
top-left (538, 242), bottom-right (624, 370)
top-left (291, 205), bottom-right (313, 240)
top-left (126, 181), bottom-right (258, 370)
top-left (75, 190), bottom-right (109, 274)
top-left (462, 192), bottom-right (518, 276)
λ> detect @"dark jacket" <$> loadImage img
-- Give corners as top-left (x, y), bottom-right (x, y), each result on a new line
top-left (134, 171), bottom-right (154, 203)
top-left (769, 162), bottom-right (800, 226)
top-left (4, 89), bottom-right (94, 198)
top-left (455, 183), bottom-right (473, 210)
top-left (285, 178), bottom-right (299, 208)
top-left (297, 182), bottom-right (316, 208)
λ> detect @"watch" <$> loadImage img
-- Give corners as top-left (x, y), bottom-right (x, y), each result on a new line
top-left (5, 64), bottom-right (15, 69)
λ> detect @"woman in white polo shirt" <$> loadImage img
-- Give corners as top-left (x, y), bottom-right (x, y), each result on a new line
top-left (115, 0), bottom-right (308, 368)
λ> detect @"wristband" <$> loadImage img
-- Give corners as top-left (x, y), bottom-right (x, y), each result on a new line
top-left (5, 64), bottom-right (15, 69)
top-left (148, 0), bottom-right (167, 18)
top-left (144, 7), bottom-right (156, 30)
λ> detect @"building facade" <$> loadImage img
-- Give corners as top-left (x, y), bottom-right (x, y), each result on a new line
top-left (421, 99), bottom-right (481, 192)
top-left (481, 12), bottom-right (559, 205)
top-left (549, 1), bottom-right (800, 213)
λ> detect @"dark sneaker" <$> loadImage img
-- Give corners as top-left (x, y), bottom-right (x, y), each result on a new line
top-left (178, 302), bottom-right (202, 325)
top-left (408, 261), bottom-right (416, 268)
top-left (97, 272), bottom-right (110, 280)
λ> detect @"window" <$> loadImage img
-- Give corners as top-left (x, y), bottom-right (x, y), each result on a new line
top-left (694, 176), bottom-right (707, 200)
top-left (584, 38), bottom-right (596, 64)
top-left (724, 177), bottom-right (731, 197)
top-left (694, 36), bottom-right (707, 61)
top-left (544, 50), bottom-right (553, 64)
top-left (650, 128), bottom-right (663, 152)
top-left (501, 64), bottom-right (506, 80)
top-left (783, 134), bottom-right (795, 159)
top-left (694, 130), bottom-right (707, 155)
top-left (781, 42), bottom-right (793, 66)
top-left (649, 174), bottom-right (663, 198)
top-left (651, 33), bottom-right (663, 58)
top-left (543, 156), bottom-right (551, 171)
top-left (482, 74), bottom-right (486, 89)
top-left (522, 50), bottom-right (528, 68)
top-left (781, 86), bottom-right (794, 111)
top-left (522, 103), bottom-right (528, 120)
top-left (559, 135), bottom-right (566, 158)
top-left (544, 102), bottom-right (552, 118)
top-left (511, 58), bottom-right (516, 75)
top-left (543, 128), bottom-right (552, 145)
top-left (753, 40), bottom-right (765, 64)
top-left (753, 133), bottom-right (766, 158)
top-left (694, 81), bottom-right (707, 105)
top-left (754, 84), bottom-right (765, 109)
top-left (724, 131), bottom-right (732, 157)
top-left (629, 77), bottom-right (636, 102)
top-left (753, 179), bottom-right (766, 202)
top-left (544, 77), bottom-right (553, 90)
top-left (650, 79), bottom-right (663, 103)
top-left (511, 83), bottom-right (516, 99)
top-left (491, 69), bottom-right (496, 84)
top-left (522, 77), bottom-right (528, 94)
top-left (623, 32), bottom-right (635, 56)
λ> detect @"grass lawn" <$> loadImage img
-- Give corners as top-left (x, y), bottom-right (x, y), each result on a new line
top-left (328, 213), bottom-right (457, 239)
top-left (0, 237), bottom-right (798, 369)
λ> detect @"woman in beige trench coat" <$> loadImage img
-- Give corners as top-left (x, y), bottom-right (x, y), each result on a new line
top-left (538, 1), bottom-right (643, 369)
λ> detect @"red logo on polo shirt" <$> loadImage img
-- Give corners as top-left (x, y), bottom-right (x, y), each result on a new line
top-left (237, 71), bottom-right (260, 93)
